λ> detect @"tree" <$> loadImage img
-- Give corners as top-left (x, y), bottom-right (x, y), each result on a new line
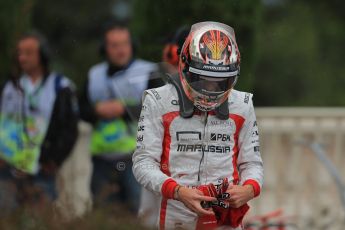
top-left (0, 0), bottom-right (35, 85)
top-left (130, 0), bottom-right (263, 91)
top-left (31, 0), bottom-right (116, 86)
top-left (254, 0), bottom-right (345, 105)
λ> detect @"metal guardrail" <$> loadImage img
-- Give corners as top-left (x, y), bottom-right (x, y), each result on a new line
top-left (256, 107), bottom-right (345, 118)
top-left (251, 107), bottom-right (345, 230)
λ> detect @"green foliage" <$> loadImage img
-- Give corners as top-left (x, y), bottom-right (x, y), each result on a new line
top-left (0, 0), bottom-right (344, 105)
top-left (131, 0), bottom-right (263, 91)
top-left (0, 0), bottom-right (35, 84)
top-left (31, 0), bottom-right (116, 87)
top-left (254, 0), bottom-right (345, 106)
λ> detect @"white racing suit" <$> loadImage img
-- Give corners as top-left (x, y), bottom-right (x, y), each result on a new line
top-left (132, 83), bottom-right (263, 230)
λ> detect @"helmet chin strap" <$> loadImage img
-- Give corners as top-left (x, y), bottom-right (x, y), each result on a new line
top-left (167, 73), bottom-right (229, 120)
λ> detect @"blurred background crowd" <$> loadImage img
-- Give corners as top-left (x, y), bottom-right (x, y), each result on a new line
top-left (0, 0), bottom-right (345, 229)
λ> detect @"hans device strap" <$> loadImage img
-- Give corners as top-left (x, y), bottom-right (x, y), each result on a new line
top-left (167, 74), bottom-right (194, 118)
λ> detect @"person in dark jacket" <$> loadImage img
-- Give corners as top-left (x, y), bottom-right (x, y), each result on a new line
top-left (79, 22), bottom-right (164, 212)
top-left (0, 32), bottom-right (78, 213)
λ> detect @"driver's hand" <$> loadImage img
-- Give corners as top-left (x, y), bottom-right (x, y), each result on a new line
top-left (176, 186), bottom-right (216, 216)
top-left (226, 184), bottom-right (254, 208)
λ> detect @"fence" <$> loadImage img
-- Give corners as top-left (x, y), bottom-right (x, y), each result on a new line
top-left (248, 107), bottom-right (345, 229)
top-left (57, 108), bottom-right (345, 229)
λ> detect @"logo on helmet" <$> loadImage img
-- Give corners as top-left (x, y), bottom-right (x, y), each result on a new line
top-left (201, 30), bottom-right (230, 65)
top-left (202, 64), bottom-right (230, 71)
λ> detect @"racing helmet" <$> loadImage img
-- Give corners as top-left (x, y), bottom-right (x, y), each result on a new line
top-left (179, 21), bottom-right (240, 111)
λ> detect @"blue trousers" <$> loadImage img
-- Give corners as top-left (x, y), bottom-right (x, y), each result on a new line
top-left (91, 155), bottom-right (141, 213)
top-left (0, 161), bottom-right (57, 215)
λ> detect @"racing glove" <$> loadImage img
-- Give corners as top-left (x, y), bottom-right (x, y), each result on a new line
top-left (196, 184), bottom-right (218, 230)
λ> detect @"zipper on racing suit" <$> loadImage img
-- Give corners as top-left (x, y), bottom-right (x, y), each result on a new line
top-left (197, 112), bottom-right (208, 183)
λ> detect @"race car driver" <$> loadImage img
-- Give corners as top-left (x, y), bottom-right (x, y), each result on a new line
top-left (132, 21), bottom-right (264, 230)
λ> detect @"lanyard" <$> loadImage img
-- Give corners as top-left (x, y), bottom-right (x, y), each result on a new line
top-left (22, 77), bottom-right (45, 112)
top-left (21, 75), bottom-right (48, 145)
